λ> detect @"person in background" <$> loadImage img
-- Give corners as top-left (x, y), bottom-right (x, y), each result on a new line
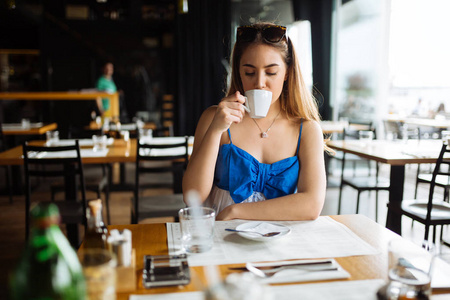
top-left (96, 62), bottom-right (117, 118)
top-left (182, 22), bottom-right (327, 221)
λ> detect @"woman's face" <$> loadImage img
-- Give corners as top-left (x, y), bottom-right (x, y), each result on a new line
top-left (239, 43), bottom-right (287, 104)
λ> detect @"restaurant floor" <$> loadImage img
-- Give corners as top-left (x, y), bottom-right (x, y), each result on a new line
top-left (0, 162), bottom-right (449, 297)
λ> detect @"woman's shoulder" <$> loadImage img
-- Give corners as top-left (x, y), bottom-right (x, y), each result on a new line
top-left (300, 119), bottom-right (323, 137)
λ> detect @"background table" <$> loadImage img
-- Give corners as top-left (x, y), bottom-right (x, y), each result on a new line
top-left (1, 122), bottom-right (57, 136)
top-left (327, 139), bottom-right (444, 235)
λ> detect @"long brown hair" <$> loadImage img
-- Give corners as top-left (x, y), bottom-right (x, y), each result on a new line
top-left (227, 22), bottom-right (321, 123)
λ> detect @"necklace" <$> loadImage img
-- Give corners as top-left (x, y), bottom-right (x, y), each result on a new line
top-left (251, 110), bottom-right (281, 138)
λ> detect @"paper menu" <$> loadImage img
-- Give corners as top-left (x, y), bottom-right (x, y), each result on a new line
top-left (167, 216), bottom-right (378, 267)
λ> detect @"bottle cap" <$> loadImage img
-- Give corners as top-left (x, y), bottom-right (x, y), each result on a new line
top-left (31, 203), bottom-right (61, 228)
top-left (88, 199), bottom-right (102, 216)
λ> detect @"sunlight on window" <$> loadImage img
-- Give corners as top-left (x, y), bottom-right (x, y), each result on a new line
top-left (389, 0), bottom-right (450, 87)
top-left (288, 21), bottom-right (313, 91)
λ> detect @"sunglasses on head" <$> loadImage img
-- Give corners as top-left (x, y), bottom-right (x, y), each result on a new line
top-left (237, 25), bottom-right (287, 43)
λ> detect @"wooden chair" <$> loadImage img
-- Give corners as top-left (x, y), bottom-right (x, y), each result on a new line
top-left (50, 129), bottom-right (111, 224)
top-left (131, 136), bottom-right (188, 224)
top-left (337, 128), bottom-right (390, 221)
top-left (23, 140), bottom-right (87, 247)
top-left (161, 94), bottom-right (175, 135)
top-left (388, 142), bottom-right (450, 243)
top-left (0, 122), bottom-right (13, 203)
top-left (331, 121), bottom-right (373, 177)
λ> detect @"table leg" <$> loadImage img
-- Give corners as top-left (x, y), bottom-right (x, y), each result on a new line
top-left (64, 163), bottom-right (80, 248)
top-left (386, 165), bottom-right (405, 235)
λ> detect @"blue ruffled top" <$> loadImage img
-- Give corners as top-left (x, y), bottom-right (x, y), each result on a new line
top-left (213, 121), bottom-right (303, 203)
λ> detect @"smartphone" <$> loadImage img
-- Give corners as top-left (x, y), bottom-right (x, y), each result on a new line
top-left (143, 254), bottom-right (190, 288)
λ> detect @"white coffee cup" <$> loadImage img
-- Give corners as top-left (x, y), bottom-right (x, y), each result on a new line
top-left (243, 89), bottom-right (272, 119)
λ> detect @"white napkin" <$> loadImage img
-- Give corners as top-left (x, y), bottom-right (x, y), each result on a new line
top-left (239, 222), bottom-right (290, 235)
top-left (27, 149), bottom-right (109, 158)
top-left (250, 259), bottom-right (350, 284)
top-left (50, 138), bottom-right (114, 147)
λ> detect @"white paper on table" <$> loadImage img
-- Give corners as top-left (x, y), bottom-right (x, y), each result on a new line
top-left (167, 216), bottom-right (378, 267)
top-left (140, 136), bottom-right (194, 145)
top-left (267, 279), bottom-right (385, 300)
top-left (2, 122), bottom-right (43, 130)
top-left (27, 149), bottom-right (109, 159)
top-left (129, 279), bottom-right (385, 300)
top-left (252, 258), bottom-right (350, 284)
top-left (432, 255), bottom-right (450, 289)
top-left (50, 138), bottom-right (114, 147)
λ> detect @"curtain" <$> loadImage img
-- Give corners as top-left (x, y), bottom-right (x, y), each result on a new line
top-left (292, 0), bottom-right (332, 120)
top-left (175, 0), bottom-right (231, 135)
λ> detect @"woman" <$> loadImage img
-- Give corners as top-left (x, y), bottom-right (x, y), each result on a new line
top-left (182, 22), bottom-right (326, 221)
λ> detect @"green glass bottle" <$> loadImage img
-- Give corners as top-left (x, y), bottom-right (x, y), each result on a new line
top-left (9, 203), bottom-right (86, 300)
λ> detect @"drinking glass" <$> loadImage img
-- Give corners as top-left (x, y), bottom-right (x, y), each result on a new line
top-left (386, 239), bottom-right (435, 299)
top-left (179, 207), bottom-right (215, 253)
top-left (46, 131), bottom-right (59, 146)
top-left (93, 135), bottom-right (108, 152)
top-left (441, 130), bottom-right (450, 145)
top-left (21, 118), bottom-right (30, 129)
top-left (78, 249), bottom-right (117, 300)
top-left (359, 130), bottom-right (373, 147)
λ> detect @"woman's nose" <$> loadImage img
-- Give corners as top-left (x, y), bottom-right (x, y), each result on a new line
top-left (254, 73), bottom-right (266, 89)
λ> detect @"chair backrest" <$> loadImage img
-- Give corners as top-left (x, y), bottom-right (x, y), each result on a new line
top-left (152, 126), bottom-right (174, 137)
top-left (134, 136), bottom-right (189, 190)
top-left (340, 127), bottom-right (378, 178)
top-left (22, 140), bottom-right (87, 238)
top-left (0, 120), bottom-right (6, 152)
top-left (133, 136), bottom-right (189, 223)
top-left (342, 126), bottom-right (377, 141)
top-left (425, 143), bottom-right (450, 221)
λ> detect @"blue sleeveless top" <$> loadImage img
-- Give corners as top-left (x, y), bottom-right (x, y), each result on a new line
top-left (213, 121), bottom-right (303, 203)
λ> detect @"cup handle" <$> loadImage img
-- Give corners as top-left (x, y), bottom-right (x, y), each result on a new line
top-left (243, 97), bottom-right (251, 113)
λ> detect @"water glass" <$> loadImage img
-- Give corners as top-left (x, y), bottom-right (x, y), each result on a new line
top-left (120, 130), bottom-right (130, 142)
top-left (93, 135), bottom-right (108, 152)
top-left (179, 207), bottom-right (215, 253)
top-left (78, 249), bottom-right (117, 300)
top-left (387, 239), bottom-right (435, 299)
top-left (21, 118), bottom-right (30, 129)
top-left (359, 130), bottom-right (374, 147)
top-left (46, 130), bottom-right (59, 146)
top-left (441, 130), bottom-right (450, 145)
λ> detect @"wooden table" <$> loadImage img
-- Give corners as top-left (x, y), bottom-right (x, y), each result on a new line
top-left (0, 91), bottom-right (120, 120)
top-left (386, 115), bottom-right (450, 130)
top-left (0, 137), bottom-right (194, 166)
top-left (105, 214), bottom-right (449, 299)
top-left (321, 121), bottom-right (373, 135)
top-left (327, 139), bottom-right (444, 235)
top-left (1, 122), bottom-right (57, 136)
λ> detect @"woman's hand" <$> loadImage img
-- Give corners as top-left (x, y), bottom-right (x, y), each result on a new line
top-left (216, 204), bottom-right (237, 220)
top-left (209, 92), bottom-right (246, 134)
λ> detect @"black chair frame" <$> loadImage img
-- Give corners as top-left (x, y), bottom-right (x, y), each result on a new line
top-left (23, 140), bottom-right (87, 247)
top-left (132, 136), bottom-right (189, 224)
top-left (388, 143), bottom-right (450, 242)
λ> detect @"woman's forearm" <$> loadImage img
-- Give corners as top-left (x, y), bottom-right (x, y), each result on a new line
top-left (217, 190), bottom-right (325, 221)
top-left (182, 127), bottom-right (223, 201)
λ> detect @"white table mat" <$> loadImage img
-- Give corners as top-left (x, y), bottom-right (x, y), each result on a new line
top-left (167, 216), bottom-right (378, 267)
top-left (129, 279), bottom-right (385, 300)
top-left (2, 122), bottom-right (44, 130)
top-left (250, 258), bottom-right (350, 284)
top-left (27, 148), bottom-right (109, 159)
top-left (49, 138), bottom-right (114, 147)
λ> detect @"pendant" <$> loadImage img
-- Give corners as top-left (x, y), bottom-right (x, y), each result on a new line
top-left (261, 132), bottom-right (268, 138)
